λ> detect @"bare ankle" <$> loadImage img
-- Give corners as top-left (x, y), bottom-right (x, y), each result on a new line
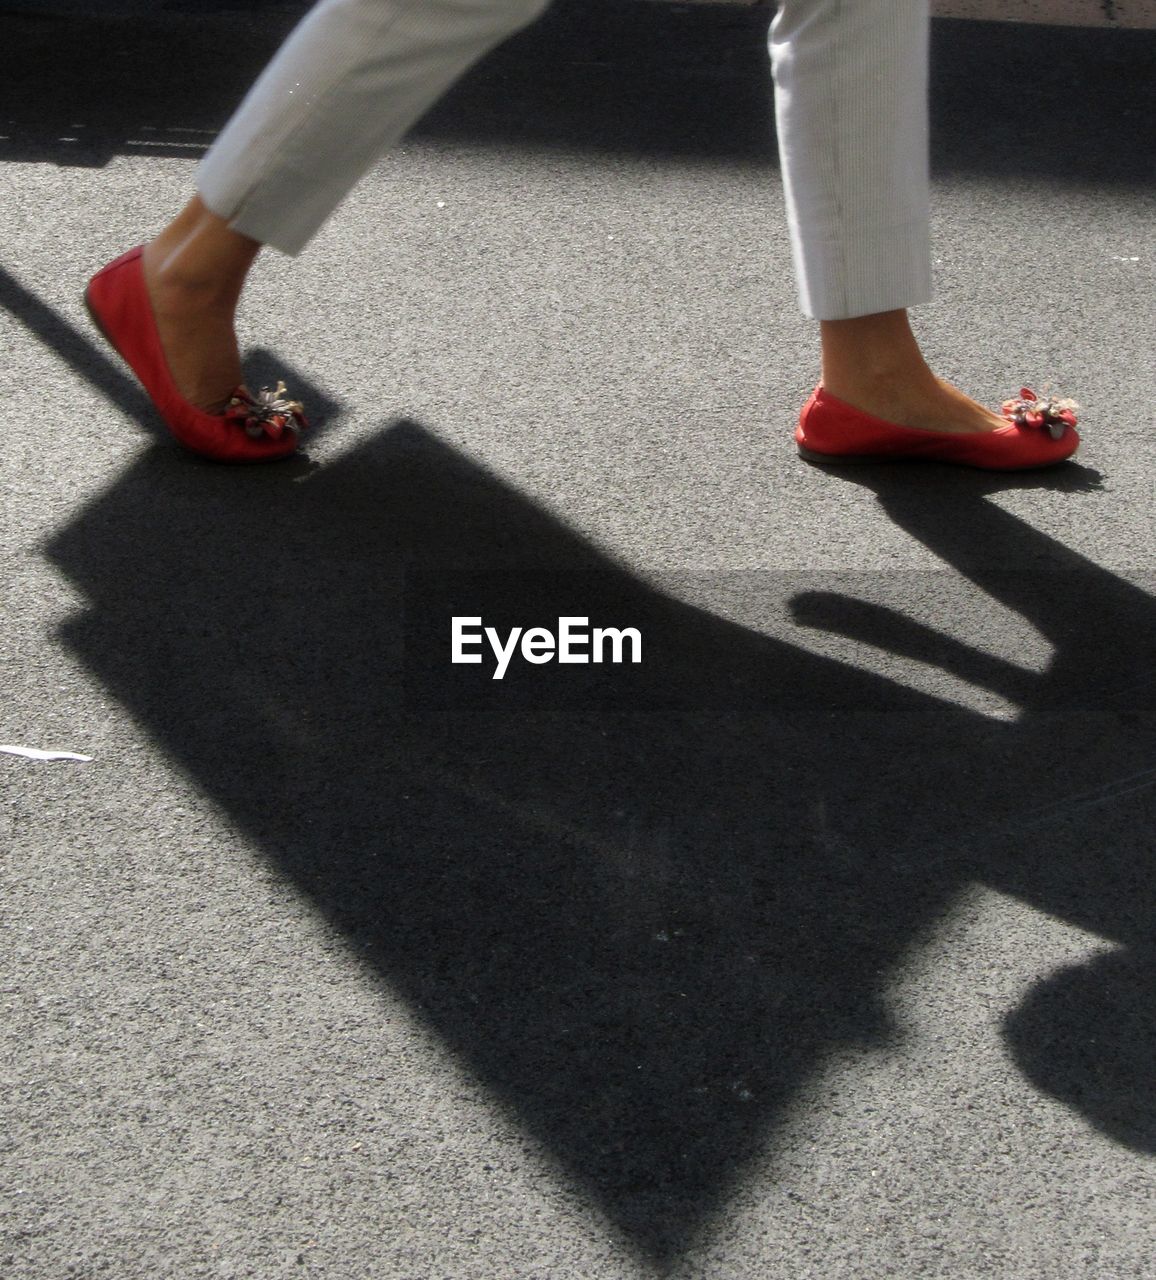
top-left (821, 312), bottom-right (928, 395)
top-left (145, 196), bottom-right (260, 305)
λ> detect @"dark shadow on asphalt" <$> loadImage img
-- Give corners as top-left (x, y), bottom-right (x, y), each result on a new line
top-left (45, 427), bottom-right (1156, 1264)
top-left (2, 1), bottom-right (1153, 187)
top-left (0, 264), bottom-right (150, 423)
top-left (1004, 948), bottom-right (1156, 1155)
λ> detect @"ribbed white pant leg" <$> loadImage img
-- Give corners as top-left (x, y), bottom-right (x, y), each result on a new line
top-left (197, 0), bottom-right (550, 255)
top-left (770, 0), bottom-right (931, 320)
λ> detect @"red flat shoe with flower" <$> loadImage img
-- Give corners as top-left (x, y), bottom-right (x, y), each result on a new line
top-left (795, 385), bottom-right (1080, 470)
top-left (84, 246), bottom-right (306, 463)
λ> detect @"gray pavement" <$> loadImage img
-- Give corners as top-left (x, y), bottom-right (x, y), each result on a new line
top-left (2, 3), bottom-right (1155, 1277)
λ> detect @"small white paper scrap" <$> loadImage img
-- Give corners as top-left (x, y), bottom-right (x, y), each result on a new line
top-left (0, 744), bottom-right (94, 762)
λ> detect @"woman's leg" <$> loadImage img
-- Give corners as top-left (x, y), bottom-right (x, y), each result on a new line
top-left (143, 198), bottom-right (260, 414)
top-left (771, 0), bottom-right (1005, 433)
top-left (142, 0), bottom-right (550, 412)
top-left (819, 309), bottom-right (1007, 434)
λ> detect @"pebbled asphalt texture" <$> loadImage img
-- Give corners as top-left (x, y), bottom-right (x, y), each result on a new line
top-left (1, 3), bottom-right (1154, 1277)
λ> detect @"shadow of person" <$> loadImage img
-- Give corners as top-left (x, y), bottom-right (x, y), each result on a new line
top-left (795, 461), bottom-right (1154, 926)
top-left (45, 428), bottom-right (1155, 1265)
top-left (790, 459), bottom-right (1156, 1157)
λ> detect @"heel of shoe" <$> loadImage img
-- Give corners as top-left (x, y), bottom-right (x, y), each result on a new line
top-left (796, 443), bottom-right (880, 466)
top-left (83, 286), bottom-right (116, 357)
top-left (84, 250), bottom-right (145, 367)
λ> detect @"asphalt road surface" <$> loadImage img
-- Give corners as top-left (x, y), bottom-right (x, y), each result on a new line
top-left (2, 3), bottom-right (1154, 1277)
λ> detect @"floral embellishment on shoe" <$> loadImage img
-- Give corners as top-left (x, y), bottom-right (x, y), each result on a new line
top-left (1000, 387), bottom-right (1079, 441)
top-left (224, 381), bottom-right (308, 441)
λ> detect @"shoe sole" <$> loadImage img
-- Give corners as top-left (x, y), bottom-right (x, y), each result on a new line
top-left (797, 445), bottom-right (892, 465)
top-left (796, 443), bottom-right (1078, 471)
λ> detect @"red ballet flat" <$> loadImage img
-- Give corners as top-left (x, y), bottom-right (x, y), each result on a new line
top-left (84, 246), bottom-right (306, 463)
top-left (795, 385), bottom-right (1079, 470)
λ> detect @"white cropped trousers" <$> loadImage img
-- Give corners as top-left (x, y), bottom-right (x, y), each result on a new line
top-left (197, 0), bottom-right (931, 320)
